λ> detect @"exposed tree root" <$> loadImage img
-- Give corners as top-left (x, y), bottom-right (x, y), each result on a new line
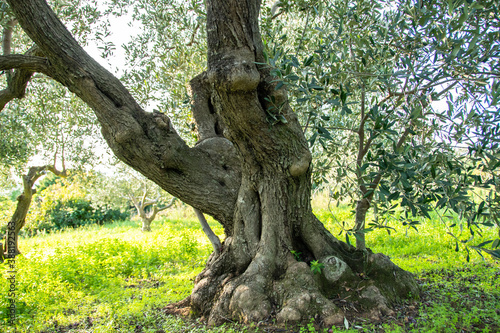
top-left (188, 218), bottom-right (419, 328)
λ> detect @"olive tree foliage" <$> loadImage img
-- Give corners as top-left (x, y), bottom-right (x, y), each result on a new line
top-left (0, 0), bottom-right (106, 176)
top-left (119, 0), bottom-right (207, 133)
top-left (264, 0), bottom-right (500, 256)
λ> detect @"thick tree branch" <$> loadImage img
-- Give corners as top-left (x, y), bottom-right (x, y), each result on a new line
top-left (0, 18), bottom-right (50, 111)
top-left (0, 54), bottom-right (49, 72)
top-left (189, 72), bottom-right (225, 140)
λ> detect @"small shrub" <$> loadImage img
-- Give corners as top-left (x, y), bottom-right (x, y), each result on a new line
top-left (47, 198), bottom-right (95, 229)
top-left (23, 198), bottom-right (129, 235)
top-left (310, 260), bottom-right (324, 275)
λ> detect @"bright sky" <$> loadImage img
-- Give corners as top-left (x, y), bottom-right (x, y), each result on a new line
top-left (83, 14), bottom-right (136, 77)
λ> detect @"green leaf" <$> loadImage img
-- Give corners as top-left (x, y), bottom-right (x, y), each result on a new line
top-left (308, 83), bottom-right (324, 91)
top-left (337, 17), bottom-right (343, 36)
top-left (363, 189), bottom-right (374, 198)
top-left (359, 163), bottom-right (370, 173)
top-left (341, 106), bottom-right (352, 115)
top-left (475, 240), bottom-right (492, 248)
top-left (388, 192), bottom-right (400, 201)
top-left (317, 126), bottom-right (333, 140)
top-left (286, 74), bottom-right (300, 82)
top-left (303, 55), bottom-right (314, 67)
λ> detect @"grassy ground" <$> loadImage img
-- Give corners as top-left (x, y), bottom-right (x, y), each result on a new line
top-left (1, 198), bottom-right (499, 332)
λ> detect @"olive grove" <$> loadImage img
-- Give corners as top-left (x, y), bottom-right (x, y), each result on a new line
top-left (1, 0), bottom-right (498, 327)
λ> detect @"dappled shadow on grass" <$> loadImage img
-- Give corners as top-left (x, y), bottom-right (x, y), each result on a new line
top-left (415, 263), bottom-right (500, 332)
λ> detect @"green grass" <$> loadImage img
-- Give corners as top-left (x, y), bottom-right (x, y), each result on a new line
top-left (311, 193), bottom-right (500, 332)
top-left (0, 208), bottom-right (223, 332)
top-left (0, 201), bottom-right (499, 332)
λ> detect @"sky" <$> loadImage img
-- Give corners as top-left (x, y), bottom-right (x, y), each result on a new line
top-left (83, 13), bottom-right (136, 77)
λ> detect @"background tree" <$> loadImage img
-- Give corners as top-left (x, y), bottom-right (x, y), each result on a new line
top-left (112, 162), bottom-right (223, 251)
top-left (1, 163), bottom-right (66, 260)
top-left (112, 164), bottom-right (177, 232)
top-left (129, 189), bottom-right (176, 232)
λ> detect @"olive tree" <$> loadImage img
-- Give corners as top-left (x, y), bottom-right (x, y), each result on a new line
top-left (1, 0), bottom-right (420, 326)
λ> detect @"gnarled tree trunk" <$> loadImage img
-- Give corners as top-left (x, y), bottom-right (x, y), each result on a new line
top-left (188, 0), bottom-right (418, 325)
top-left (5, 0), bottom-right (419, 327)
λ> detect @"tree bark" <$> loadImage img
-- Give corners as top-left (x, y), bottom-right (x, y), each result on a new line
top-left (6, 0), bottom-right (419, 327)
top-left (189, 0), bottom-right (418, 326)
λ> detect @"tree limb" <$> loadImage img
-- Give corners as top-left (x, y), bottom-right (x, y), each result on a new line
top-left (140, 187), bottom-right (148, 208)
top-left (357, 84), bottom-right (367, 194)
top-left (186, 24), bottom-right (200, 47)
top-left (0, 46), bottom-right (49, 111)
top-left (2, 19), bottom-right (16, 56)
top-left (0, 54), bottom-right (49, 72)
top-left (156, 197), bottom-right (177, 212)
top-left (194, 207), bottom-right (222, 255)
top-left (0, 19), bottom-right (53, 111)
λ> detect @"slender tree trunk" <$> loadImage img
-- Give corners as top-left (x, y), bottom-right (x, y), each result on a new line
top-left (194, 208), bottom-right (222, 255)
top-left (141, 218), bottom-right (152, 232)
top-left (373, 201), bottom-right (379, 224)
top-left (6, 0), bottom-right (419, 327)
top-left (354, 198), bottom-right (370, 251)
